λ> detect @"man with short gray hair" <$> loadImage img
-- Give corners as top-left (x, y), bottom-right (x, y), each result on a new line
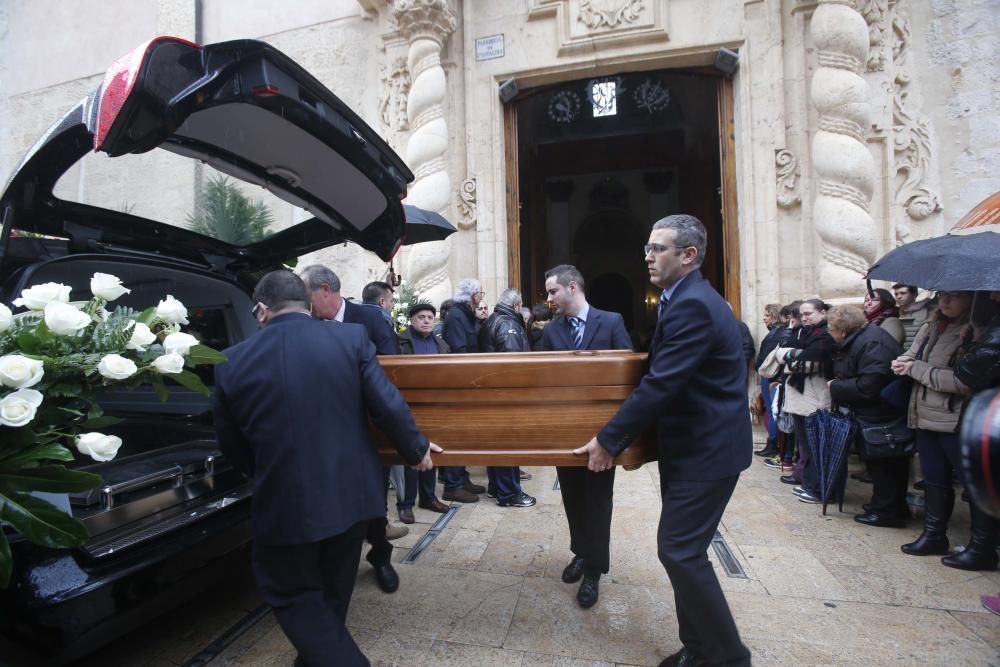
top-left (574, 214), bottom-right (751, 667)
top-left (438, 278), bottom-right (488, 503)
top-left (479, 287), bottom-right (536, 508)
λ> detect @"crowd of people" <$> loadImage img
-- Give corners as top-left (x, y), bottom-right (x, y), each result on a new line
top-left (214, 214), bottom-right (756, 666)
top-left (752, 284), bottom-right (1000, 580)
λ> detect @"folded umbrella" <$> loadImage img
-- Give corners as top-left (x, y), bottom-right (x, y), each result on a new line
top-left (402, 205), bottom-right (457, 245)
top-left (804, 410), bottom-right (855, 515)
top-left (866, 191), bottom-right (1000, 290)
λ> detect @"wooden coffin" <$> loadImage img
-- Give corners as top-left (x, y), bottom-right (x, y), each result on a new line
top-left (375, 350), bottom-right (658, 467)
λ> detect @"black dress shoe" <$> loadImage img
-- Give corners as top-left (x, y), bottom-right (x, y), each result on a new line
top-left (779, 474), bottom-right (800, 485)
top-left (562, 556), bottom-right (585, 583)
top-left (577, 573), bottom-right (599, 608)
top-left (853, 512), bottom-right (906, 528)
top-left (658, 647), bottom-right (709, 667)
top-left (370, 561), bottom-right (399, 593)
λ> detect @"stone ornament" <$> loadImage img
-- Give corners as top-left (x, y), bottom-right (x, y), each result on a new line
top-left (392, 0), bottom-right (457, 45)
top-left (457, 178), bottom-right (477, 229)
top-left (527, 0), bottom-right (668, 56)
top-left (775, 149), bottom-right (802, 209)
top-left (809, 0), bottom-right (877, 297)
top-left (578, 0), bottom-right (645, 30)
top-left (891, 6), bottom-right (941, 225)
top-left (859, 0), bottom-right (889, 72)
top-left (392, 0), bottom-right (457, 306)
top-left (378, 57), bottom-right (411, 132)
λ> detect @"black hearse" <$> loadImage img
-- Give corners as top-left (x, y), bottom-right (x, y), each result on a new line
top-left (0, 36), bottom-right (411, 663)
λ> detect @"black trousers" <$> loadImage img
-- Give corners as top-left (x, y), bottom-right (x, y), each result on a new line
top-left (252, 521), bottom-right (370, 667)
top-left (365, 466), bottom-right (392, 564)
top-left (400, 466), bottom-right (439, 509)
top-left (866, 454), bottom-right (911, 516)
top-left (557, 465), bottom-right (615, 574)
top-left (657, 474), bottom-right (750, 666)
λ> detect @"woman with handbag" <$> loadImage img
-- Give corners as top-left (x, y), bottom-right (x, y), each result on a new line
top-left (827, 305), bottom-right (908, 526)
top-left (891, 291), bottom-right (991, 569)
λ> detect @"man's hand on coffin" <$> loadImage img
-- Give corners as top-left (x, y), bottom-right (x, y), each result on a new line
top-left (573, 437), bottom-right (614, 473)
top-left (413, 442), bottom-right (443, 472)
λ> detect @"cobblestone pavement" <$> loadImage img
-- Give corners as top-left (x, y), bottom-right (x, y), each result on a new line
top-left (74, 430), bottom-right (1000, 666)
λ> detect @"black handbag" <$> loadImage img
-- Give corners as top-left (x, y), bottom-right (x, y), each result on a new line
top-left (854, 414), bottom-right (916, 460)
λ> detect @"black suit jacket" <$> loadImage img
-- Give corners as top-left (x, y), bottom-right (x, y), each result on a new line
top-left (344, 299), bottom-right (400, 355)
top-left (597, 271), bottom-right (752, 481)
top-left (213, 313), bottom-right (428, 546)
top-left (536, 305), bottom-right (633, 352)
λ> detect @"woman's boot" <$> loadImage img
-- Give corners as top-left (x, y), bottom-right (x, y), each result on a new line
top-left (941, 501), bottom-right (1000, 571)
top-left (901, 484), bottom-right (954, 556)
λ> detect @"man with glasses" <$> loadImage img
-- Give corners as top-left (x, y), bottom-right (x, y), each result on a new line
top-left (574, 215), bottom-right (752, 667)
top-left (538, 264), bottom-right (631, 609)
top-left (215, 270), bottom-right (440, 666)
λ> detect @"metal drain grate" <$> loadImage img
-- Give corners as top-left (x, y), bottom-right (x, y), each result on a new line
top-left (711, 530), bottom-right (748, 579)
top-left (401, 504), bottom-right (460, 564)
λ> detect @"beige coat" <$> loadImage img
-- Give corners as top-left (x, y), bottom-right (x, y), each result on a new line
top-left (903, 318), bottom-right (971, 432)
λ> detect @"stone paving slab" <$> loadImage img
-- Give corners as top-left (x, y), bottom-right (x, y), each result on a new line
top-left (74, 435), bottom-right (1000, 666)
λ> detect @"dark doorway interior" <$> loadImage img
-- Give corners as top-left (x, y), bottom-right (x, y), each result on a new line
top-left (516, 69), bottom-right (724, 348)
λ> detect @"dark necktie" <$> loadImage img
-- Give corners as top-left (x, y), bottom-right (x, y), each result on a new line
top-left (569, 316), bottom-right (584, 349)
top-left (657, 290), bottom-right (669, 318)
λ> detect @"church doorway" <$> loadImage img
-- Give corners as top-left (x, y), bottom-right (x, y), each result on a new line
top-left (504, 68), bottom-right (739, 349)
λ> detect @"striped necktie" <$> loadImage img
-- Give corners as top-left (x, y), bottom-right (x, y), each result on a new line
top-left (657, 290), bottom-right (669, 318)
top-left (569, 316), bottom-right (584, 349)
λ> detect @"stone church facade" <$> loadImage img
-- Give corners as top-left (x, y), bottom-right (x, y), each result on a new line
top-left (1, 0), bottom-right (996, 338)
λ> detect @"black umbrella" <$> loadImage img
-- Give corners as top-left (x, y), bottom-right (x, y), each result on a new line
top-left (402, 205), bottom-right (457, 245)
top-left (866, 191), bottom-right (1000, 290)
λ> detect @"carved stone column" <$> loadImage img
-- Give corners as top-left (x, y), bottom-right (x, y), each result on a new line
top-left (809, 0), bottom-right (876, 297)
top-left (393, 0), bottom-right (456, 306)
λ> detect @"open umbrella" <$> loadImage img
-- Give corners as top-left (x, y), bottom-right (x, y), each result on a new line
top-left (402, 204), bottom-right (457, 245)
top-left (866, 191), bottom-right (1000, 290)
top-left (805, 409), bottom-right (856, 515)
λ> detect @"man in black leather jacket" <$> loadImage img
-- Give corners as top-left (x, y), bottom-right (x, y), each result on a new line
top-left (478, 288), bottom-right (537, 508)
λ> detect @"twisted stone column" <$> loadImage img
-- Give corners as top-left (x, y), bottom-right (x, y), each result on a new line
top-left (810, 0), bottom-right (876, 297)
top-left (393, 0), bottom-right (456, 306)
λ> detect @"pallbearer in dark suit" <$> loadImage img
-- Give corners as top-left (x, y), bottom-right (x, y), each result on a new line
top-left (298, 264), bottom-right (403, 595)
top-left (574, 216), bottom-right (752, 667)
top-left (537, 264), bottom-right (632, 609)
top-left (213, 271), bottom-right (440, 666)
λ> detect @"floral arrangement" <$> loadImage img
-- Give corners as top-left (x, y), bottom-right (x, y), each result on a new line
top-left (389, 280), bottom-right (432, 333)
top-left (0, 273), bottom-right (226, 587)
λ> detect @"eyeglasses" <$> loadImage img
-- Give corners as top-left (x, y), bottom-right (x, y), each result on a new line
top-left (251, 302), bottom-right (267, 317)
top-left (643, 243), bottom-right (688, 255)
top-left (475, 291), bottom-right (486, 298)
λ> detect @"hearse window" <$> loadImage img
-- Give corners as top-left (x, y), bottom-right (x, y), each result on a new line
top-left (52, 149), bottom-right (312, 244)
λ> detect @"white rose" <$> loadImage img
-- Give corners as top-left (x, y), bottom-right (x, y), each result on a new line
top-left (43, 301), bottom-right (92, 336)
top-left (152, 353), bottom-right (185, 374)
top-left (13, 283), bottom-right (72, 311)
top-left (0, 388), bottom-right (43, 427)
top-left (0, 303), bottom-right (12, 332)
top-left (76, 432), bottom-right (123, 462)
top-left (155, 295), bottom-right (189, 325)
top-left (0, 354), bottom-right (44, 389)
top-left (126, 321), bottom-right (157, 352)
top-left (97, 354), bottom-right (138, 380)
top-left (162, 332), bottom-right (199, 356)
top-left (90, 273), bottom-right (131, 301)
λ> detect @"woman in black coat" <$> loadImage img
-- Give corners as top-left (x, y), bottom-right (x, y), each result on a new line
top-left (827, 305), bottom-right (908, 526)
